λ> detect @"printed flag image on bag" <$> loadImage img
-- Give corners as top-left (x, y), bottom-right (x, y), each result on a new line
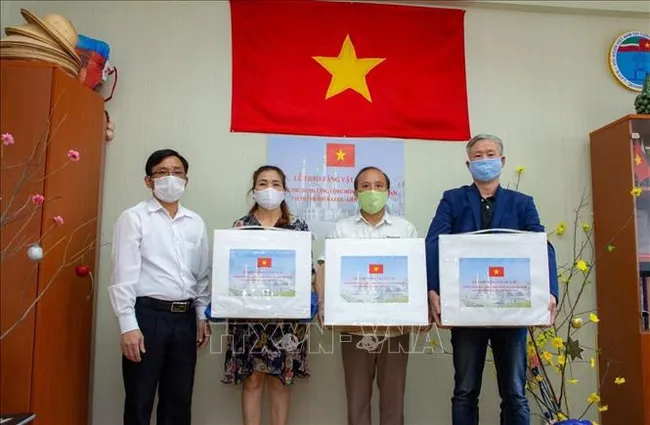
top-left (459, 258), bottom-right (531, 308)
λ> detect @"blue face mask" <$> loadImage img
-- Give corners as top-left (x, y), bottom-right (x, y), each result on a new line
top-left (468, 158), bottom-right (502, 182)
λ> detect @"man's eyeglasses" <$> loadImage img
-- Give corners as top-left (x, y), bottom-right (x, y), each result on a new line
top-left (151, 171), bottom-right (186, 178)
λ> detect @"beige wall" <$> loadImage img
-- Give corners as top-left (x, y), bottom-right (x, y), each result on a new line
top-left (450, 0), bottom-right (650, 15)
top-left (1, 1), bottom-right (648, 424)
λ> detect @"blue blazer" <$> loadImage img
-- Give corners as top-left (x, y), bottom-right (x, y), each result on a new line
top-left (425, 184), bottom-right (559, 301)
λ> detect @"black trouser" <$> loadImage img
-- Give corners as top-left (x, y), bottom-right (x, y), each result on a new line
top-left (123, 297), bottom-right (197, 425)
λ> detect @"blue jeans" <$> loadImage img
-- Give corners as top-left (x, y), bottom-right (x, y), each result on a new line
top-left (451, 327), bottom-right (530, 425)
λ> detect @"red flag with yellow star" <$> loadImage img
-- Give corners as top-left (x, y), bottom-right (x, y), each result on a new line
top-left (369, 264), bottom-right (384, 274)
top-left (229, 0), bottom-right (470, 141)
top-left (257, 257), bottom-right (272, 268)
top-left (488, 266), bottom-right (504, 277)
top-left (326, 143), bottom-right (355, 167)
top-left (632, 142), bottom-right (650, 184)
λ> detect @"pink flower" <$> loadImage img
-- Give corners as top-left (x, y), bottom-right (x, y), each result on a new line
top-left (1, 133), bottom-right (15, 146)
top-left (67, 149), bottom-right (80, 161)
top-left (53, 215), bottom-right (64, 225)
top-left (31, 194), bottom-right (45, 205)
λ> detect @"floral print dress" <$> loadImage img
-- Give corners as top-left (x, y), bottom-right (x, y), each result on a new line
top-left (222, 214), bottom-right (311, 386)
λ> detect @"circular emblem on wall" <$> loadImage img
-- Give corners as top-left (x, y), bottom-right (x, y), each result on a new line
top-left (609, 31), bottom-right (650, 92)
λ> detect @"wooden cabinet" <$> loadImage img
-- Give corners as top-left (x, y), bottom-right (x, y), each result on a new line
top-left (589, 115), bottom-right (650, 425)
top-left (0, 61), bottom-right (105, 425)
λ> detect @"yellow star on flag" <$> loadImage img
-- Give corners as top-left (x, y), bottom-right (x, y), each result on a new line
top-left (635, 154), bottom-right (642, 165)
top-left (336, 149), bottom-right (346, 161)
top-left (373, 266), bottom-right (380, 272)
top-left (313, 34), bottom-right (385, 102)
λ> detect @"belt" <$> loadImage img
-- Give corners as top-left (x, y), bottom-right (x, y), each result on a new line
top-left (137, 296), bottom-right (194, 313)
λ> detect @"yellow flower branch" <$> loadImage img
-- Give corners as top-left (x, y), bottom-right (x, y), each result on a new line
top-left (512, 165), bottom-right (635, 423)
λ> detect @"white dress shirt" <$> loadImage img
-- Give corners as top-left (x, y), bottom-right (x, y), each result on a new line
top-left (108, 198), bottom-right (211, 334)
top-left (326, 211), bottom-right (418, 337)
top-left (330, 211), bottom-right (418, 240)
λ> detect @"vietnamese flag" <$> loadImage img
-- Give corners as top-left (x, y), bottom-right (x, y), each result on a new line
top-left (633, 142), bottom-right (650, 184)
top-left (369, 264), bottom-right (384, 274)
top-left (488, 266), bottom-right (505, 277)
top-left (229, 0), bottom-right (470, 141)
top-left (257, 257), bottom-right (272, 268)
top-left (326, 143), bottom-right (355, 167)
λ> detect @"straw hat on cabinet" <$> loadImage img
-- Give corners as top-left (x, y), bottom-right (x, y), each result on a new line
top-left (0, 8), bottom-right (81, 78)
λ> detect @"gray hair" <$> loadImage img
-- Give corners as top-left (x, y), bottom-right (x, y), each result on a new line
top-left (466, 134), bottom-right (504, 156)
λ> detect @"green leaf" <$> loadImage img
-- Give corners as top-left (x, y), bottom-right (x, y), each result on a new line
top-left (606, 244), bottom-right (615, 252)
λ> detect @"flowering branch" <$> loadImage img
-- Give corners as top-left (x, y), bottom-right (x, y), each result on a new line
top-left (0, 112), bottom-right (67, 225)
top-left (0, 98), bottom-right (93, 342)
top-left (512, 164), bottom-right (637, 424)
top-left (0, 217), bottom-right (97, 341)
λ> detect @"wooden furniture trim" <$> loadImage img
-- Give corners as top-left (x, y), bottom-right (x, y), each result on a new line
top-left (590, 115), bottom-right (649, 425)
top-left (590, 114), bottom-right (650, 136)
top-left (0, 61), bottom-right (105, 425)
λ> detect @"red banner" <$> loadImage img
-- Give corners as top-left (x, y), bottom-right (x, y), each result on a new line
top-left (230, 0), bottom-right (470, 141)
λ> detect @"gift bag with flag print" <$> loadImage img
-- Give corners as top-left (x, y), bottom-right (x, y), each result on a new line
top-left (439, 229), bottom-right (551, 327)
top-left (210, 227), bottom-right (313, 320)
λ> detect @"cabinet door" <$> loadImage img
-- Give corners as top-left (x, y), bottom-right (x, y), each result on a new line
top-left (633, 119), bottom-right (650, 333)
top-left (0, 63), bottom-right (53, 415)
top-left (30, 69), bottom-right (105, 425)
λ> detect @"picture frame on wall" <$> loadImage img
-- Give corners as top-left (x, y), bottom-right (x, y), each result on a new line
top-left (210, 228), bottom-right (313, 319)
top-left (323, 238), bottom-right (429, 328)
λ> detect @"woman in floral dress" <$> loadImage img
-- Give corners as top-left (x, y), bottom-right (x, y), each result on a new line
top-left (223, 165), bottom-right (311, 425)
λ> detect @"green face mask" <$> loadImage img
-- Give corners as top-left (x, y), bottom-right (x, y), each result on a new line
top-left (357, 190), bottom-right (388, 214)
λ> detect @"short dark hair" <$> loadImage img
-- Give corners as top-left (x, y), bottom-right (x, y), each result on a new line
top-left (354, 166), bottom-right (390, 191)
top-left (145, 149), bottom-right (189, 176)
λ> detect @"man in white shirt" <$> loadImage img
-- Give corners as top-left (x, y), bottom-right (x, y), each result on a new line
top-left (315, 166), bottom-right (418, 425)
top-left (109, 149), bottom-right (211, 425)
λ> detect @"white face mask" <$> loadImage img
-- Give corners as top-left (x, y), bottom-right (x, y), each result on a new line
top-left (253, 188), bottom-right (285, 210)
top-left (153, 175), bottom-right (185, 203)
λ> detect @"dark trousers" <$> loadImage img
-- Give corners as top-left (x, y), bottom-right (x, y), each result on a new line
top-left (341, 333), bottom-right (410, 425)
top-left (122, 298), bottom-right (197, 425)
top-left (451, 327), bottom-right (529, 425)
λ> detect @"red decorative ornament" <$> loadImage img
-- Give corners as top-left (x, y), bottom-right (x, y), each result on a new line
top-left (75, 265), bottom-right (90, 277)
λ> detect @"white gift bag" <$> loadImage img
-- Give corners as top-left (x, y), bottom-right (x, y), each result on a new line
top-left (211, 227), bottom-right (313, 319)
top-left (439, 229), bottom-right (551, 327)
top-left (324, 238), bottom-right (429, 327)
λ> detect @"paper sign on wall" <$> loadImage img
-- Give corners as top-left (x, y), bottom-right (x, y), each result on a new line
top-left (267, 135), bottom-right (405, 239)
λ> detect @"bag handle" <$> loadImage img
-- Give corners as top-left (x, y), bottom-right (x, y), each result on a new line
top-left (462, 228), bottom-right (534, 235)
top-left (231, 225), bottom-right (294, 232)
top-left (103, 62), bottom-right (118, 102)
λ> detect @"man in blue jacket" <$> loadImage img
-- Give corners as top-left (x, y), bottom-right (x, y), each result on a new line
top-left (425, 134), bottom-right (559, 425)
